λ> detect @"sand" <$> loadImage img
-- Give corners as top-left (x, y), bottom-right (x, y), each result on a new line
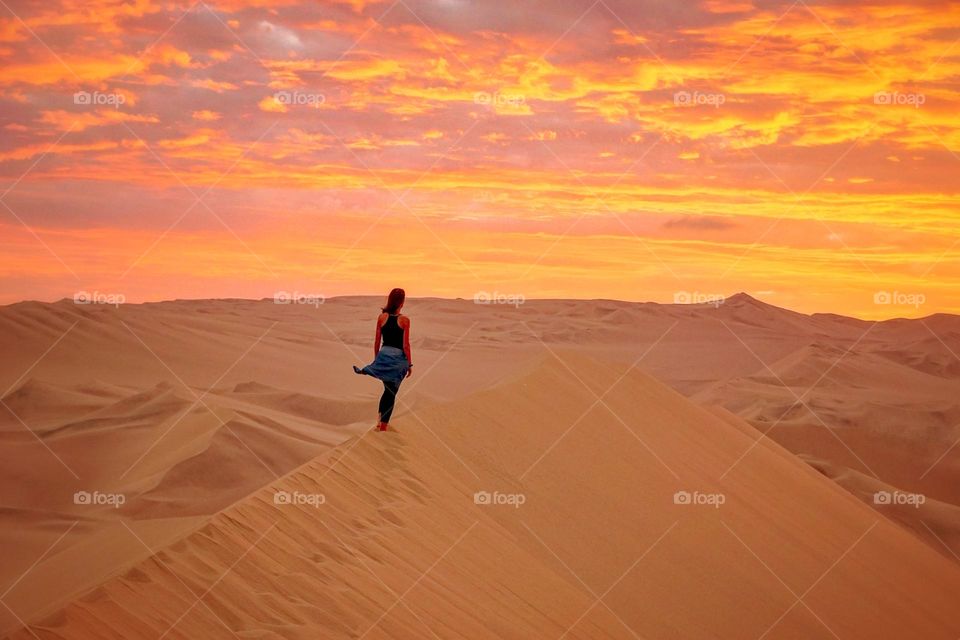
top-left (1, 295), bottom-right (959, 638)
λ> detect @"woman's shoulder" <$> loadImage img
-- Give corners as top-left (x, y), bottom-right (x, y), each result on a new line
top-left (398, 314), bottom-right (411, 326)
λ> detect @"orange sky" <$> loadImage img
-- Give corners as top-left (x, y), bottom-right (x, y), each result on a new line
top-left (1, 0), bottom-right (958, 317)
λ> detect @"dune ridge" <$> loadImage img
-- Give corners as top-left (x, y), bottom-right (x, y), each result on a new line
top-left (6, 355), bottom-right (960, 639)
top-left (3, 296), bottom-right (960, 637)
top-left (0, 376), bottom-right (371, 630)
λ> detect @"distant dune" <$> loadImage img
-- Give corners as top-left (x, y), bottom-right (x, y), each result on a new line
top-left (1, 296), bottom-right (959, 637)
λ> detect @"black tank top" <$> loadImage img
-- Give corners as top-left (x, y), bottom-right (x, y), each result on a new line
top-left (381, 314), bottom-right (404, 349)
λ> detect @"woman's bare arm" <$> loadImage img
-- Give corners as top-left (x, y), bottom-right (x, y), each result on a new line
top-left (401, 316), bottom-right (412, 369)
top-left (374, 313), bottom-right (384, 357)
top-left (402, 318), bottom-right (412, 363)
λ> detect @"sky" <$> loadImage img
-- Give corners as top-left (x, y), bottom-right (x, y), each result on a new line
top-left (0, 0), bottom-right (958, 318)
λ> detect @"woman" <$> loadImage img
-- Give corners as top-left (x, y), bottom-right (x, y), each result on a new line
top-left (352, 288), bottom-right (412, 431)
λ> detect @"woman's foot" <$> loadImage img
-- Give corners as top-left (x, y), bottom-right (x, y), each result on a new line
top-left (352, 365), bottom-right (363, 375)
top-left (377, 422), bottom-right (389, 432)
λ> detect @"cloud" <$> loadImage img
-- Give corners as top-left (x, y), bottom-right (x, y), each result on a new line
top-left (0, 0), bottom-right (957, 315)
top-left (192, 110), bottom-right (222, 121)
top-left (662, 216), bottom-right (738, 230)
top-left (38, 109), bottom-right (159, 132)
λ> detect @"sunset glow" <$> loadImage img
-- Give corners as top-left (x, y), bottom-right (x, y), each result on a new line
top-left (1, 0), bottom-right (958, 317)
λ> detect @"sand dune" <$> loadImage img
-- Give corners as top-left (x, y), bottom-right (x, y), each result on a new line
top-left (802, 455), bottom-right (960, 563)
top-left (2, 295), bottom-right (959, 637)
top-left (6, 355), bottom-right (960, 639)
top-left (0, 374), bottom-right (369, 629)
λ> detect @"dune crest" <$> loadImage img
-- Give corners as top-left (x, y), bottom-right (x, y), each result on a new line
top-left (7, 355), bottom-right (960, 639)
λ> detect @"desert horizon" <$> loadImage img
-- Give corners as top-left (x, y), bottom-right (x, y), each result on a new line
top-left (3, 290), bottom-right (950, 323)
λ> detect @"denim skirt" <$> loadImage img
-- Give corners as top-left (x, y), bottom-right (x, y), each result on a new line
top-left (358, 346), bottom-right (410, 383)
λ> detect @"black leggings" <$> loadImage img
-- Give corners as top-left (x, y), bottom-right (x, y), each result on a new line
top-left (378, 380), bottom-right (401, 423)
